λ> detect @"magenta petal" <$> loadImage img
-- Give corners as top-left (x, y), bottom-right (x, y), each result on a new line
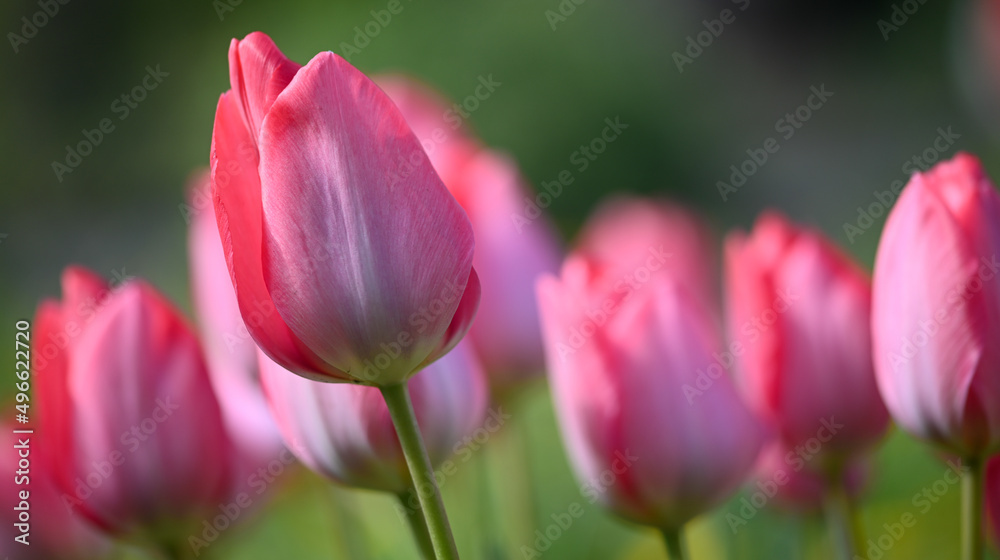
top-left (257, 52), bottom-right (475, 385)
top-left (211, 91), bottom-right (343, 382)
top-left (228, 32), bottom-right (301, 140)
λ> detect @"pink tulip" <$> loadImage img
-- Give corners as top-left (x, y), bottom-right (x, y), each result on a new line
top-left (537, 251), bottom-right (762, 529)
top-left (448, 150), bottom-right (562, 388)
top-left (1, 423), bottom-right (110, 559)
top-left (575, 197), bottom-right (718, 318)
top-left (259, 340), bottom-right (488, 493)
top-left (726, 212), bottom-right (889, 466)
top-left (188, 169), bottom-right (286, 478)
top-left (211, 32), bottom-right (479, 386)
top-left (34, 267), bottom-right (232, 541)
top-left (379, 75), bottom-right (563, 390)
top-left (872, 152), bottom-right (1000, 457)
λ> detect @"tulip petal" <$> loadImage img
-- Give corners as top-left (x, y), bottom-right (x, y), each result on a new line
top-left (211, 91), bottom-right (343, 381)
top-left (68, 283), bottom-right (230, 531)
top-left (873, 172), bottom-right (984, 451)
top-left (257, 52), bottom-right (475, 385)
top-left (228, 32), bottom-right (300, 140)
top-left (33, 300), bottom-right (76, 495)
top-left (417, 267), bottom-right (481, 370)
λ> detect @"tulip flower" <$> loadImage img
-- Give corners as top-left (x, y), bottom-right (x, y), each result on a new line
top-left (872, 152), bottom-right (1000, 560)
top-left (211, 33), bottom-right (479, 557)
top-left (34, 266), bottom-right (232, 550)
top-left (211, 33), bottom-right (478, 387)
top-left (575, 197), bottom-right (718, 319)
top-left (725, 211), bottom-right (888, 466)
top-left (379, 75), bottom-right (562, 393)
top-left (726, 211), bottom-right (887, 558)
top-left (537, 246), bottom-right (762, 558)
top-left (188, 170), bottom-right (287, 488)
top-left (1, 423), bottom-right (111, 560)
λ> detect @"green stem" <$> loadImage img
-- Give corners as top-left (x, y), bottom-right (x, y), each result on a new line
top-left (398, 490), bottom-right (436, 560)
top-left (823, 469), bottom-right (863, 560)
top-left (380, 383), bottom-right (459, 560)
top-left (660, 527), bottom-right (686, 560)
top-left (962, 456), bottom-right (985, 560)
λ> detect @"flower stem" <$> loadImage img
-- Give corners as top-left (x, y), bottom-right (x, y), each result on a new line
top-left (398, 490), bottom-right (436, 560)
top-left (962, 456), bottom-right (984, 560)
top-left (381, 382), bottom-right (459, 560)
top-left (823, 470), bottom-right (864, 560)
top-left (660, 527), bottom-right (687, 560)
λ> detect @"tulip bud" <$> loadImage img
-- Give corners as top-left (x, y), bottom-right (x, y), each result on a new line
top-left (872, 153), bottom-right (1000, 458)
top-left (726, 211), bottom-right (889, 469)
top-left (34, 267), bottom-right (232, 543)
top-left (259, 340), bottom-right (488, 494)
top-left (211, 32), bottom-right (479, 387)
top-left (538, 239), bottom-right (761, 529)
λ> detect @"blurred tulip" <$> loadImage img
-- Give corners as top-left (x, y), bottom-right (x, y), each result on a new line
top-left (872, 153), bottom-right (1000, 459)
top-left (726, 211), bottom-right (888, 470)
top-left (1, 423), bottom-right (111, 559)
top-left (34, 266), bottom-right (232, 544)
top-left (379, 75), bottom-right (562, 391)
top-left (575, 197), bottom-right (718, 319)
top-left (188, 169), bottom-right (286, 480)
top-left (260, 340), bottom-right (488, 493)
top-left (537, 251), bottom-right (762, 531)
top-left (374, 75), bottom-right (480, 188)
top-left (448, 150), bottom-right (562, 389)
top-left (211, 32), bottom-right (479, 387)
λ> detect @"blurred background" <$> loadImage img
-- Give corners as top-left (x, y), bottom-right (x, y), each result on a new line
top-left (2, 0), bottom-right (1000, 558)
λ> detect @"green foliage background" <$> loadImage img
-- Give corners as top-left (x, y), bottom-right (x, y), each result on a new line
top-left (1, 0), bottom-right (998, 557)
